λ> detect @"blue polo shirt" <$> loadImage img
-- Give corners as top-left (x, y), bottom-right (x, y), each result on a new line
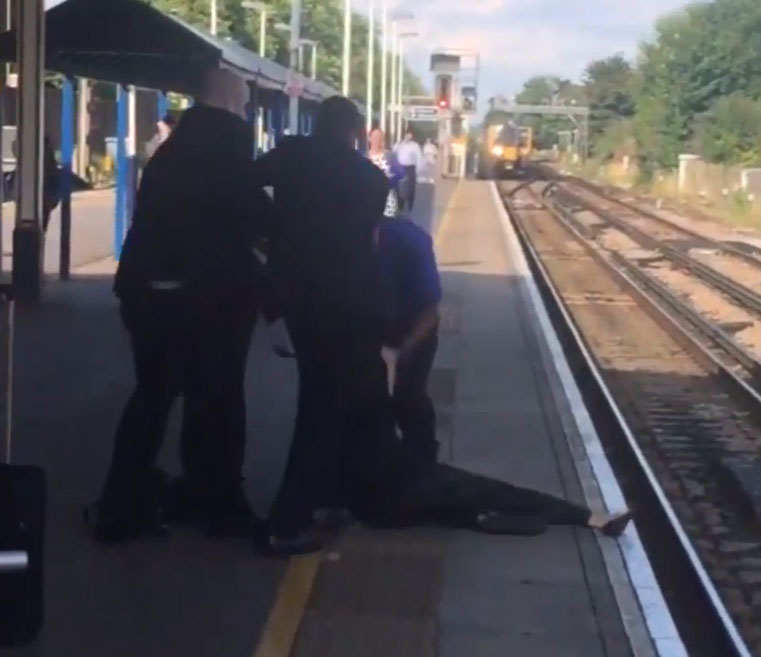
top-left (377, 217), bottom-right (442, 343)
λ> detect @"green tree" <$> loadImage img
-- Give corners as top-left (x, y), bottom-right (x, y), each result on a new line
top-left (513, 76), bottom-right (585, 148)
top-left (632, 0), bottom-right (761, 171)
top-left (694, 94), bottom-right (761, 165)
top-left (145, 0), bottom-right (425, 103)
top-left (583, 55), bottom-right (634, 155)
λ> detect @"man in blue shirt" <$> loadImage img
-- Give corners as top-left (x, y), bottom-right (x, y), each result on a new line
top-left (376, 216), bottom-right (442, 470)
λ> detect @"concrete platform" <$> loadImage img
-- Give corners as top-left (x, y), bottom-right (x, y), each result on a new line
top-left (0, 179), bottom-right (672, 657)
top-left (287, 180), bottom-right (669, 657)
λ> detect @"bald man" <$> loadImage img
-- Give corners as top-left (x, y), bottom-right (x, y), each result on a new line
top-left (93, 70), bottom-right (272, 543)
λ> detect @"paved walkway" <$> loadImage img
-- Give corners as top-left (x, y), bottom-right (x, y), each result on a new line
top-left (287, 180), bottom-right (646, 657)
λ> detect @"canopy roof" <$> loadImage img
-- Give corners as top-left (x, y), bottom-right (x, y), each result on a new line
top-left (0, 0), bottom-right (348, 105)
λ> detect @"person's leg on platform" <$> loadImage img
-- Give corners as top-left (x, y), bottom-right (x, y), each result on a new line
top-left (416, 464), bottom-right (631, 537)
top-left (95, 295), bottom-right (184, 542)
top-left (393, 333), bottom-right (439, 470)
top-left (178, 298), bottom-right (257, 537)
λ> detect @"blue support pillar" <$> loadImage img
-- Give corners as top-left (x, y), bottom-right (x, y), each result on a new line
top-left (267, 106), bottom-right (275, 149)
top-left (114, 85), bottom-right (127, 260)
top-left (59, 76), bottom-right (75, 280)
top-left (157, 91), bottom-right (168, 120)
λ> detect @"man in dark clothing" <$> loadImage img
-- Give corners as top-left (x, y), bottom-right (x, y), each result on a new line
top-left (377, 216), bottom-right (442, 469)
top-left (94, 70), bottom-right (272, 543)
top-left (252, 96), bottom-right (390, 554)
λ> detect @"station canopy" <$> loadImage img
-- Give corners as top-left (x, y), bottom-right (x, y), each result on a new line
top-left (0, 0), bottom-right (343, 102)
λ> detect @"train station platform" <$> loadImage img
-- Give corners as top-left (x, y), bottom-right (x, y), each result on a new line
top-left (0, 179), bottom-right (675, 657)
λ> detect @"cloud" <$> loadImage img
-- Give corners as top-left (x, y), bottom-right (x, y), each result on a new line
top-left (396, 0), bottom-right (691, 105)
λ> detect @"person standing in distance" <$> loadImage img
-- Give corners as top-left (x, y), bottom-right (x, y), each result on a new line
top-left (93, 69), bottom-right (273, 543)
top-left (252, 96), bottom-right (390, 555)
top-left (394, 130), bottom-right (423, 213)
top-left (367, 126), bottom-right (405, 218)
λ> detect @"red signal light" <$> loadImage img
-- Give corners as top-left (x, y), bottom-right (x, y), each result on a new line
top-left (438, 98), bottom-right (448, 108)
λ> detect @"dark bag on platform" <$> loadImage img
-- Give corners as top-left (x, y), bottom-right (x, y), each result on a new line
top-left (0, 286), bottom-right (47, 647)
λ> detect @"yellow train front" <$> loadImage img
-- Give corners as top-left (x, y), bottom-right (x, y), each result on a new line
top-left (477, 124), bottom-right (533, 179)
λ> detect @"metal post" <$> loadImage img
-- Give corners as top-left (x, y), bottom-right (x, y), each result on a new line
top-left (389, 23), bottom-right (397, 144)
top-left (210, 0), bottom-right (217, 36)
top-left (396, 40), bottom-right (403, 141)
top-left (379, 0), bottom-right (387, 134)
top-left (365, 0), bottom-right (374, 134)
top-left (310, 44), bottom-right (317, 80)
top-left (257, 10), bottom-right (266, 150)
top-left (76, 78), bottom-right (89, 177)
top-left (157, 91), bottom-right (168, 121)
top-left (12, 0), bottom-right (45, 302)
top-left (59, 77), bottom-right (74, 281)
top-left (342, 0), bottom-right (351, 96)
top-left (114, 85), bottom-right (127, 260)
top-left (126, 86), bottom-right (137, 229)
top-left (267, 106), bottom-right (274, 149)
top-left (288, 0), bottom-right (300, 134)
top-left (247, 82), bottom-right (257, 154)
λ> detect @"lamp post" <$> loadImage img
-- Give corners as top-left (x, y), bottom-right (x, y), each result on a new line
top-left (342, 0), bottom-right (351, 95)
top-left (397, 31), bottom-right (417, 141)
top-left (379, 0), bottom-right (388, 134)
top-left (288, 0), bottom-right (301, 134)
top-left (388, 12), bottom-right (413, 145)
top-left (242, 1), bottom-right (267, 56)
top-left (365, 0), bottom-right (375, 134)
top-left (210, 0), bottom-right (217, 35)
top-left (300, 39), bottom-right (318, 79)
top-left (243, 2), bottom-right (268, 151)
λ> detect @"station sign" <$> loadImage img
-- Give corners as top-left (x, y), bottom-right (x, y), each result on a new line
top-left (404, 105), bottom-right (440, 122)
top-left (430, 53), bottom-right (460, 74)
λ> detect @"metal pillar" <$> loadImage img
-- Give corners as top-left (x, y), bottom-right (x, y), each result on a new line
top-left (59, 77), bottom-right (74, 281)
top-left (267, 106), bottom-right (274, 149)
top-left (12, 0), bottom-right (44, 302)
top-left (76, 78), bottom-right (89, 177)
top-left (341, 0), bottom-right (351, 96)
top-left (379, 0), bottom-right (387, 133)
top-left (114, 85), bottom-right (127, 259)
top-left (288, 0), bottom-right (301, 134)
top-left (365, 0), bottom-right (374, 134)
top-left (157, 91), bottom-right (168, 120)
top-left (247, 82), bottom-right (257, 155)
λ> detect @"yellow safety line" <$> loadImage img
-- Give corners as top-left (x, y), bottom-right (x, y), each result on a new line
top-left (434, 180), bottom-right (462, 249)
top-left (251, 179), bottom-right (464, 657)
top-left (252, 553), bottom-right (323, 657)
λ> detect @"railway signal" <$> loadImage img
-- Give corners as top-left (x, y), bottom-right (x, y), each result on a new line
top-left (435, 74), bottom-right (452, 110)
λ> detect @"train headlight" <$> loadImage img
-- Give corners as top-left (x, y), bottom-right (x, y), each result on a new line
top-left (491, 145), bottom-right (504, 156)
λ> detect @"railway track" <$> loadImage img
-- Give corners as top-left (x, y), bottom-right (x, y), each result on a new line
top-left (499, 179), bottom-right (761, 657)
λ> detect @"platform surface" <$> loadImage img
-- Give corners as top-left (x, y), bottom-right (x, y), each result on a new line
top-left (287, 179), bottom-right (642, 657)
top-left (0, 179), bottom-right (650, 657)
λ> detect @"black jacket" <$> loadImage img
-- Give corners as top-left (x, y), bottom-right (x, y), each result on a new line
top-left (114, 105), bottom-right (272, 301)
top-left (252, 136), bottom-right (389, 329)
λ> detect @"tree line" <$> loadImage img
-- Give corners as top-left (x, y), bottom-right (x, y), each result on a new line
top-left (145, 0), bottom-right (425, 105)
top-left (514, 0), bottom-right (761, 176)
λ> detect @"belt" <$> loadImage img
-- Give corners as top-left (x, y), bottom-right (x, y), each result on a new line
top-left (148, 280), bottom-right (183, 291)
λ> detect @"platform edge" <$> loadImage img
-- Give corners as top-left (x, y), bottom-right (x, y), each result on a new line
top-left (489, 181), bottom-right (688, 657)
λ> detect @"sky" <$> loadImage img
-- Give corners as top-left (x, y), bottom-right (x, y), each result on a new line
top-left (365, 0), bottom-right (692, 107)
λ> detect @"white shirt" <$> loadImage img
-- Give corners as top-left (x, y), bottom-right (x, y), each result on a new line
top-left (395, 140), bottom-right (423, 169)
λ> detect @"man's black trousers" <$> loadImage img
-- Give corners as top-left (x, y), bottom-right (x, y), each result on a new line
top-left (399, 165), bottom-right (417, 212)
top-left (393, 332), bottom-right (439, 468)
top-left (99, 289), bottom-right (256, 519)
top-left (268, 316), bottom-right (388, 538)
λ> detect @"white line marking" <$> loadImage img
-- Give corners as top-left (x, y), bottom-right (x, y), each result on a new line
top-left (490, 181), bottom-right (689, 657)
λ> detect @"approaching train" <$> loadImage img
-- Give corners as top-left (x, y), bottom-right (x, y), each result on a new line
top-left (476, 121), bottom-right (533, 179)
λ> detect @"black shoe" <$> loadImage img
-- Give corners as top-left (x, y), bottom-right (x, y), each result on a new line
top-left (87, 468), bottom-right (170, 544)
top-left (474, 512), bottom-right (547, 536)
top-left (600, 510), bottom-right (633, 538)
